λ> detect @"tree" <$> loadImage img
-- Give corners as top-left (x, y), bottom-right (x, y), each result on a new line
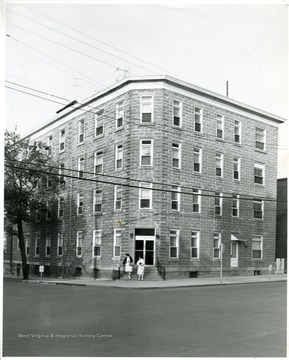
top-left (4, 130), bottom-right (59, 279)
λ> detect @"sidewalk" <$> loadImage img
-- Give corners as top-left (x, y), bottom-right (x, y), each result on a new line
top-left (4, 273), bottom-right (287, 289)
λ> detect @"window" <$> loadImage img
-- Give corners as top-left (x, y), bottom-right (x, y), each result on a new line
top-left (47, 135), bottom-right (52, 156)
top-left (77, 193), bottom-right (84, 215)
top-left (194, 107), bottom-right (203, 132)
top-left (45, 234), bottom-right (51, 256)
top-left (78, 156), bottom-right (84, 178)
top-left (95, 110), bottom-right (104, 137)
top-left (116, 101), bottom-right (124, 129)
top-left (216, 152), bottom-right (223, 177)
top-left (192, 188), bottom-right (201, 213)
top-left (46, 201), bottom-right (52, 221)
top-left (215, 192), bottom-right (222, 215)
top-left (58, 195), bottom-right (64, 218)
top-left (216, 115), bottom-right (224, 139)
top-left (35, 233), bottom-right (40, 257)
top-left (213, 232), bottom-right (221, 259)
top-left (254, 163), bottom-right (264, 185)
top-left (171, 185), bottom-right (180, 211)
top-left (59, 163), bottom-right (65, 186)
top-left (255, 127), bottom-right (265, 150)
top-left (36, 210), bottom-right (40, 223)
top-left (172, 142), bottom-right (181, 169)
top-left (169, 230), bottom-right (179, 258)
top-left (191, 231), bottom-right (199, 259)
top-left (114, 229), bottom-right (121, 257)
top-left (173, 100), bottom-right (182, 127)
top-left (254, 199), bottom-right (263, 219)
top-left (57, 233), bottom-right (63, 256)
top-left (115, 144), bottom-right (123, 170)
top-left (47, 175), bottom-right (52, 188)
top-left (25, 234), bottom-right (30, 255)
top-left (140, 140), bottom-right (153, 166)
top-left (78, 119), bottom-right (84, 144)
top-left (232, 195), bottom-right (239, 217)
top-left (234, 120), bottom-right (241, 144)
top-left (94, 150), bottom-right (103, 174)
top-left (93, 230), bottom-right (101, 257)
top-left (139, 182), bottom-right (152, 209)
top-left (76, 231), bottom-right (83, 257)
top-left (59, 129), bottom-right (65, 151)
top-left (193, 147), bottom-right (202, 173)
top-left (252, 236), bottom-right (263, 259)
top-left (233, 157), bottom-right (240, 180)
top-left (114, 185), bottom-right (122, 210)
top-left (140, 95), bottom-right (153, 123)
top-left (93, 189), bottom-right (102, 213)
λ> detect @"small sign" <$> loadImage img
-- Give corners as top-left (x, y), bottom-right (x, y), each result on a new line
top-left (268, 265), bottom-right (272, 271)
top-left (39, 265), bottom-right (44, 273)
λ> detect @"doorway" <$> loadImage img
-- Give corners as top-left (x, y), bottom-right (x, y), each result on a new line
top-left (135, 236), bottom-right (155, 266)
top-left (230, 241), bottom-right (238, 267)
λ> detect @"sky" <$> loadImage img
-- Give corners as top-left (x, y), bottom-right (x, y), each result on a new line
top-left (3, 0), bottom-right (288, 178)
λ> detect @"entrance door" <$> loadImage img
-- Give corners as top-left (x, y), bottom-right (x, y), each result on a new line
top-left (135, 236), bottom-right (154, 266)
top-left (230, 241), bottom-right (238, 267)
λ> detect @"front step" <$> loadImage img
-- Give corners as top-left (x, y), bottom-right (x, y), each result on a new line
top-left (121, 266), bottom-right (163, 281)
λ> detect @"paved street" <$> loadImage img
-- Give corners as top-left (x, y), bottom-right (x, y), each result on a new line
top-left (3, 280), bottom-right (286, 357)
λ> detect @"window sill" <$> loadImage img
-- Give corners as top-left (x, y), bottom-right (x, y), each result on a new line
top-left (172, 125), bottom-right (182, 130)
top-left (168, 258), bottom-right (179, 261)
top-left (193, 171), bottom-right (202, 176)
top-left (115, 127), bottom-right (124, 132)
top-left (115, 167), bottom-right (123, 172)
top-left (58, 150), bottom-right (65, 154)
top-left (190, 258), bottom-right (200, 261)
top-left (254, 183), bottom-right (265, 188)
top-left (93, 212), bottom-right (102, 216)
top-left (139, 122), bottom-right (155, 126)
top-left (233, 143), bottom-right (242, 147)
top-left (94, 134), bottom-right (104, 140)
top-left (77, 142), bottom-right (84, 147)
top-left (138, 166), bottom-right (154, 170)
top-left (216, 138), bottom-right (225, 143)
top-left (254, 148), bottom-right (267, 154)
top-left (112, 257), bottom-right (121, 261)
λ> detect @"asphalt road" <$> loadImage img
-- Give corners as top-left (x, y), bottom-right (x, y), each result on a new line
top-left (3, 280), bottom-right (287, 357)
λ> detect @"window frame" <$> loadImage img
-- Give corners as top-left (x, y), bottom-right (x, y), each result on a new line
top-left (255, 127), bottom-right (266, 151)
top-left (115, 143), bottom-right (123, 170)
top-left (140, 95), bottom-right (154, 123)
top-left (45, 234), bottom-right (51, 257)
top-left (59, 129), bottom-right (65, 152)
top-left (216, 114), bottom-right (224, 139)
top-left (232, 194), bottom-right (239, 217)
top-left (78, 118), bottom-right (85, 144)
top-left (58, 195), bottom-right (65, 219)
top-left (191, 230), bottom-right (200, 259)
top-left (57, 233), bottom-right (63, 257)
top-left (193, 147), bottom-right (202, 173)
top-left (94, 150), bottom-right (104, 175)
top-left (25, 233), bottom-right (30, 256)
top-left (46, 200), bottom-right (52, 221)
top-left (113, 229), bottom-right (122, 258)
top-left (233, 157), bottom-right (240, 181)
top-left (95, 110), bottom-right (104, 137)
top-left (192, 188), bottom-right (201, 213)
top-left (213, 232), bottom-right (221, 259)
top-left (76, 231), bottom-right (83, 258)
top-left (35, 232), bottom-right (40, 257)
top-left (140, 139), bottom-right (153, 167)
top-left (254, 163), bottom-right (265, 185)
top-left (194, 107), bottom-right (203, 133)
top-left (77, 192), bottom-right (84, 216)
top-left (116, 101), bottom-right (124, 129)
top-left (139, 182), bottom-right (152, 209)
top-left (169, 229), bottom-right (179, 259)
top-left (93, 189), bottom-right (102, 214)
top-left (216, 152), bottom-right (223, 177)
top-left (253, 198), bottom-right (263, 220)
top-left (78, 156), bottom-right (85, 178)
top-left (172, 142), bottom-right (181, 169)
top-left (234, 120), bottom-right (241, 144)
top-left (171, 185), bottom-right (180, 211)
top-left (172, 99), bottom-right (182, 127)
top-left (93, 230), bottom-right (102, 257)
top-left (114, 185), bottom-right (122, 211)
top-left (252, 235), bottom-right (263, 259)
top-left (47, 135), bottom-right (53, 156)
top-left (215, 192), bottom-right (222, 216)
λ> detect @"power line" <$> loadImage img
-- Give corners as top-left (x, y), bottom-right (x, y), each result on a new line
top-left (5, 162), bottom-right (281, 203)
top-left (8, 8), bottom-right (161, 77)
top-left (7, 34), bottom-right (106, 88)
top-left (6, 81), bottom-right (287, 151)
top-left (7, 22), bottom-right (145, 79)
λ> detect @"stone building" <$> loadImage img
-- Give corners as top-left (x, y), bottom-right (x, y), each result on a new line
top-left (4, 76), bottom-right (285, 279)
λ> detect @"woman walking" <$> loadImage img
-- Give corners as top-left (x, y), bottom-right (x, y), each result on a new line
top-left (122, 253), bottom-right (133, 279)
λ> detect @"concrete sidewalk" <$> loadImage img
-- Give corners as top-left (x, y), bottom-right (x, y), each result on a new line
top-left (4, 273), bottom-right (287, 289)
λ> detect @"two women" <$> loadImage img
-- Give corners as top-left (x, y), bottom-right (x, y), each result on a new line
top-left (122, 254), bottom-right (145, 280)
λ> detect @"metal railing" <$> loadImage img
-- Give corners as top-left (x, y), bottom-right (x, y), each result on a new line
top-left (156, 256), bottom-right (166, 280)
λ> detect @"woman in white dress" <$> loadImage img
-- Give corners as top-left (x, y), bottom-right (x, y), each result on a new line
top-left (136, 256), bottom-right (145, 281)
top-left (122, 253), bottom-right (133, 279)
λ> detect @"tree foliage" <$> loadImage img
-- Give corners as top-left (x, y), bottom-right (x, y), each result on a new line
top-left (4, 130), bottom-right (59, 279)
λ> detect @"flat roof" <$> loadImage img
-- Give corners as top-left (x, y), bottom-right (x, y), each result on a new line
top-left (24, 75), bottom-right (286, 139)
